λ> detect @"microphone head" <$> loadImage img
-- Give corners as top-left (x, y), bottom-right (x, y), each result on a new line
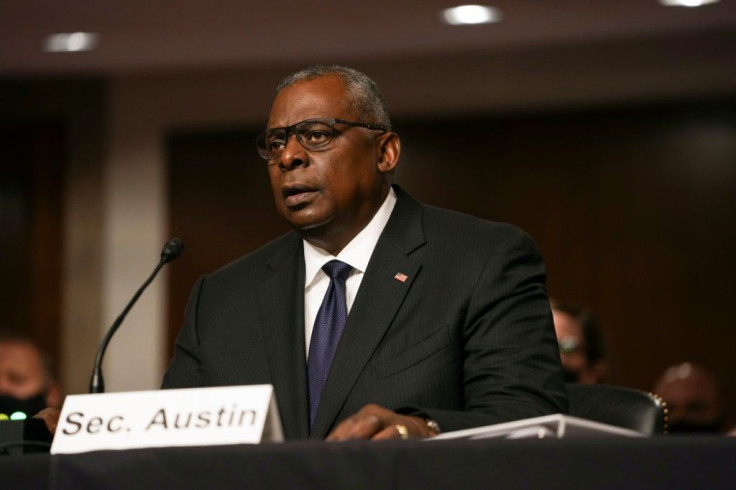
top-left (160, 238), bottom-right (184, 263)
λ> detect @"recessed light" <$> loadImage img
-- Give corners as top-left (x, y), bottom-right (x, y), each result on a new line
top-left (658, 0), bottom-right (720, 7)
top-left (43, 32), bottom-right (99, 53)
top-left (440, 5), bottom-right (502, 26)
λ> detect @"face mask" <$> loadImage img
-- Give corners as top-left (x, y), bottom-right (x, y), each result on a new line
top-left (0, 393), bottom-right (47, 420)
top-left (667, 420), bottom-right (724, 434)
top-left (563, 369), bottom-right (581, 383)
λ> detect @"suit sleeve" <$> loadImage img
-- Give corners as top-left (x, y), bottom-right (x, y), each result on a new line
top-left (407, 228), bottom-right (568, 432)
top-left (161, 276), bottom-right (205, 389)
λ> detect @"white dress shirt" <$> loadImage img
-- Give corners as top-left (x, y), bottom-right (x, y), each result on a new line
top-left (303, 187), bottom-right (397, 356)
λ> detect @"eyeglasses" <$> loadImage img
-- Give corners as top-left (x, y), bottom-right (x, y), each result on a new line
top-left (558, 337), bottom-right (581, 354)
top-left (256, 117), bottom-right (388, 161)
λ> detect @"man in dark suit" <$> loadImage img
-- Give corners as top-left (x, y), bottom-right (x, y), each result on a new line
top-left (162, 65), bottom-right (567, 440)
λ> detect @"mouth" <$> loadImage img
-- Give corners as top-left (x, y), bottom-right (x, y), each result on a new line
top-left (282, 184), bottom-right (318, 208)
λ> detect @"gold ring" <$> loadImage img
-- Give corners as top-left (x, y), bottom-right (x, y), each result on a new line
top-left (395, 424), bottom-right (409, 440)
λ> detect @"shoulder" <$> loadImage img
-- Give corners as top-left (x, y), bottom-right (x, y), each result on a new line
top-left (387, 186), bottom-right (542, 265)
top-left (204, 231), bottom-right (301, 284)
top-left (422, 203), bottom-right (524, 236)
top-left (391, 185), bottom-right (536, 250)
top-left (421, 203), bottom-right (539, 256)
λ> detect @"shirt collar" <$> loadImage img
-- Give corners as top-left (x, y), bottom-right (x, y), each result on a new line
top-left (304, 187), bottom-right (397, 289)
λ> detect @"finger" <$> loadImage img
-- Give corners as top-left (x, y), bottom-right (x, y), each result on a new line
top-left (33, 408), bottom-right (60, 434)
top-left (371, 423), bottom-right (409, 441)
top-left (326, 414), bottom-right (382, 441)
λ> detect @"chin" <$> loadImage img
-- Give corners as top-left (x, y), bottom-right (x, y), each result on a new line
top-left (284, 211), bottom-right (333, 233)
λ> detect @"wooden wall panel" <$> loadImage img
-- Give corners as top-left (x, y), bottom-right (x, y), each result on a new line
top-left (0, 124), bottom-right (65, 365)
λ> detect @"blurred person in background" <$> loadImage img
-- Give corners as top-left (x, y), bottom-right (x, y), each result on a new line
top-left (0, 331), bottom-right (63, 431)
top-left (653, 362), bottom-right (733, 434)
top-left (551, 301), bottom-right (608, 384)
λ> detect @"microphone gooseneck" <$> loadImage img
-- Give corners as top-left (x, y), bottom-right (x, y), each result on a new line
top-left (89, 238), bottom-right (184, 394)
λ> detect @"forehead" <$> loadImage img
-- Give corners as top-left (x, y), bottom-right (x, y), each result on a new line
top-left (0, 341), bottom-right (43, 374)
top-left (552, 310), bottom-right (583, 337)
top-left (659, 373), bottom-right (719, 401)
top-left (268, 75), bottom-right (352, 128)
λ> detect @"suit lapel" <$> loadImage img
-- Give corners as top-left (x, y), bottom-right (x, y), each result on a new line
top-left (310, 187), bottom-right (426, 438)
top-left (258, 234), bottom-right (310, 439)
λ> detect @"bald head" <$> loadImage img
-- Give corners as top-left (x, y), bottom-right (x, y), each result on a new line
top-left (653, 362), bottom-right (729, 433)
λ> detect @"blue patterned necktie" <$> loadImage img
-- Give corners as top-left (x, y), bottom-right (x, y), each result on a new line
top-left (307, 259), bottom-right (353, 427)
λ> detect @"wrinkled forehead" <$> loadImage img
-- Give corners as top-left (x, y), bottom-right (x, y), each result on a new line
top-left (267, 75), bottom-right (353, 129)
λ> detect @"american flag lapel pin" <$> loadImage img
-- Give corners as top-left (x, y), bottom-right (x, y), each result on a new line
top-left (394, 272), bottom-right (408, 283)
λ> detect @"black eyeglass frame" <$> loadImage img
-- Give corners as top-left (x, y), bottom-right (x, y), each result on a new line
top-left (256, 117), bottom-right (388, 161)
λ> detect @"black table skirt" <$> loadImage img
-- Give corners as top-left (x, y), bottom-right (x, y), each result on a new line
top-left (1, 437), bottom-right (735, 490)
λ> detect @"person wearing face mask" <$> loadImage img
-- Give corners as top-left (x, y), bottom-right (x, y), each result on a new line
top-left (0, 331), bottom-right (63, 427)
top-left (653, 362), bottom-right (733, 434)
top-left (550, 301), bottom-right (608, 384)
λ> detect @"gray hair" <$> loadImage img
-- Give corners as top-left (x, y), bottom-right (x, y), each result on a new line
top-left (277, 65), bottom-right (392, 131)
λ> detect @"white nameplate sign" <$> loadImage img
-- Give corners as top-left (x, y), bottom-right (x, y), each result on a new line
top-left (50, 384), bottom-right (283, 455)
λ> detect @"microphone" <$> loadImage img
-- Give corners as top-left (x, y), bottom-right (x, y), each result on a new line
top-left (89, 238), bottom-right (184, 394)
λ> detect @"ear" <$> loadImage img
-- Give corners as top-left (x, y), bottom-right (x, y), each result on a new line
top-left (45, 380), bottom-right (64, 409)
top-left (376, 132), bottom-right (400, 174)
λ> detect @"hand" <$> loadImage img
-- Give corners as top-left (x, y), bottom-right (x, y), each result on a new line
top-left (33, 407), bottom-right (61, 435)
top-left (326, 403), bottom-right (437, 441)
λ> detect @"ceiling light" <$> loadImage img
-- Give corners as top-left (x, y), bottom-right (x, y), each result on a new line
top-left (658, 0), bottom-right (720, 7)
top-left (43, 32), bottom-right (99, 53)
top-left (440, 5), bottom-right (502, 25)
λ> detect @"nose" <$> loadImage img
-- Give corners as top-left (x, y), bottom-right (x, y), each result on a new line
top-left (278, 134), bottom-right (309, 170)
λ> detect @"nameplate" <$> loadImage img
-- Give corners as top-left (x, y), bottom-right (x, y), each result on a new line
top-left (50, 385), bottom-right (283, 454)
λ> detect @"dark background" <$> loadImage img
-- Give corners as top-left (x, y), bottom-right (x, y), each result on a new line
top-left (0, 123), bottom-right (65, 365)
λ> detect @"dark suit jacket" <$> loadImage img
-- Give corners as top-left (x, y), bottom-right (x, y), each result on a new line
top-left (162, 186), bottom-right (568, 439)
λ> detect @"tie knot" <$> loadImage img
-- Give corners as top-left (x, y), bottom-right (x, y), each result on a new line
top-left (322, 260), bottom-right (353, 281)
